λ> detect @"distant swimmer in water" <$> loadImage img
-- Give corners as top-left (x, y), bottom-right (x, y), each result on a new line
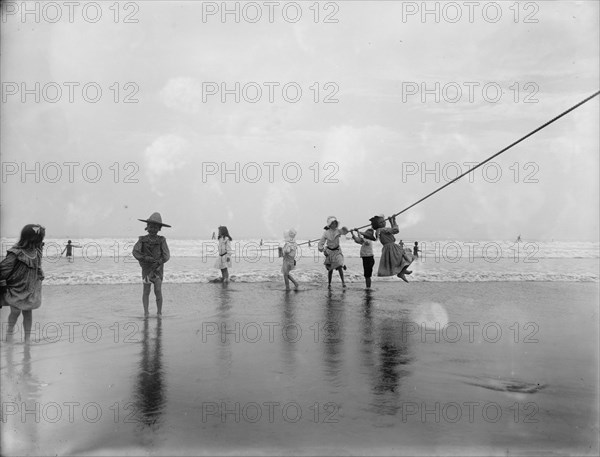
top-left (516, 235), bottom-right (522, 242)
top-left (398, 239), bottom-right (404, 250)
top-left (260, 239), bottom-right (263, 247)
top-left (61, 240), bottom-right (81, 262)
top-left (413, 241), bottom-right (420, 258)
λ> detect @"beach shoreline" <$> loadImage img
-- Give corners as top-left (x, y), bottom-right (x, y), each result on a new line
top-left (1, 281), bottom-right (598, 456)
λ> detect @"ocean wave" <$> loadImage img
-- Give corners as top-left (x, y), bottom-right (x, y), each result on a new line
top-left (42, 269), bottom-right (599, 286)
top-left (2, 238), bottom-right (598, 260)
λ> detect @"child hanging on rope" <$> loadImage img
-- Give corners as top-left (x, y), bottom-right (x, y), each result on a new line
top-left (318, 216), bottom-right (349, 288)
top-left (281, 228), bottom-right (299, 290)
top-left (369, 214), bottom-right (414, 282)
top-left (351, 228), bottom-right (376, 289)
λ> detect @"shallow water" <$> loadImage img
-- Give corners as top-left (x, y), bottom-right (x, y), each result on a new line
top-left (2, 238), bottom-right (598, 285)
top-left (1, 282), bottom-right (598, 455)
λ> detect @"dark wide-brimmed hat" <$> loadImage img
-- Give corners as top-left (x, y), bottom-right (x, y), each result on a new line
top-left (138, 212), bottom-right (171, 228)
top-left (369, 214), bottom-right (386, 229)
top-left (363, 228), bottom-right (376, 241)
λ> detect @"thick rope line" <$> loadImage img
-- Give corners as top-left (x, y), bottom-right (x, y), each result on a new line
top-left (294, 90), bottom-right (600, 247)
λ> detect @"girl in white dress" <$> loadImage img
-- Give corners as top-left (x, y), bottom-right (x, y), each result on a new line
top-left (318, 216), bottom-right (349, 288)
top-left (281, 228), bottom-right (299, 290)
top-left (214, 226), bottom-right (233, 283)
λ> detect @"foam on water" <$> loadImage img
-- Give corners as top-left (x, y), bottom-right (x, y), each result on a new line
top-left (2, 238), bottom-right (598, 285)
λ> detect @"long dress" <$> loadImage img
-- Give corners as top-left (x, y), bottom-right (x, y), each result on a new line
top-left (214, 237), bottom-right (233, 270)
top-left (0, 246), bottom-right (43, 310)
top-left (377, 227), bottom-right (414, 277)
top-left (281, 241), bottom-right (297, 274)
top-left (318, 229), bottom-right (344, 271)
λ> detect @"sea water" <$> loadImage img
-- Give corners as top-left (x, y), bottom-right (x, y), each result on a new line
top-left (1, 238), bottom-right (598, 285)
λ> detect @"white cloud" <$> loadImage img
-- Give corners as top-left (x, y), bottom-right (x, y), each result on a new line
top-left (66, 195), bottom-right (113, 228)
top-left (262, 183), bottom-right (299, 237)
top-left (397, 211), bottom-right (422, 230)
top-left (160, 78), bottom-right (203, 114)
top-left (144, 134), bottom-right (190, 195)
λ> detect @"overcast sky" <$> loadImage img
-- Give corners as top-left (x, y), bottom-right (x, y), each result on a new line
top-left (1, 1), bottom-right (598, 240)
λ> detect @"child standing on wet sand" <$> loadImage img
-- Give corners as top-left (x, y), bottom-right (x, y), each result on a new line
top-left (1, 224), bottom-right (45, 343)
top-left (281, 229), bottom-right (299, 290)
top-left (318, 216), bottom-right (349, 288)
top-left (351, 228), bottom-right (376, 289)
top-left (214, 226), bottom-right (233, 283)
top-left (133, 213), bottom-right (171, 316)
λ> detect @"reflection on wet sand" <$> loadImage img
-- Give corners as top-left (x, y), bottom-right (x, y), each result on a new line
top-left (359, 290), bottom-right (376, 378)
top-left (357, 291), bottom-right (414, 416)
top-left (372, 313), bottom-right (413, 416)
top-left (216, 283), bottom-right (233, 378)
top-left (134, 317), bottom-right (165, 430)
top-left (3, 343), bottom-right (40, 447)
top-left (281, 290), bottom-right (298, 375)
top-left (323, 289), bottom-right (346, 387)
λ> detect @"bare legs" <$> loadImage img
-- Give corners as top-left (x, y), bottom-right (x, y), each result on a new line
top-left (142, 279), bottom-right (163, 316)
top-left (154, 279), bottom-right (163, 315)
top-left (327, 267), bottom-right (346, 288)
top-left (6, 308), bottom-right (33, 343)
top-left (220, 268), bottom-right (229, 284)
top-left (397, 255), bottom-right (413, 282)
top-left (283, 272), bottom-right (298, 290)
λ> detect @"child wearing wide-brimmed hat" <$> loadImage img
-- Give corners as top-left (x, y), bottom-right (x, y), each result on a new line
top-left (132, 213), bottom-right (171, 316)
top-left (351, 228), bottom-right (376, 289)
top-left (318, 216), bottom-right (349, 288)
top-left (281, 228), bottom-right (299, 290)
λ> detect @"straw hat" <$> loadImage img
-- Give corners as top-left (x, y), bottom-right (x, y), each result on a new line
top-left (326, 216), bottom-right (338, 228)
top-left (138, 212), bottom-right (171, 227)
top-left (284, 228), bottom-right (297, 242)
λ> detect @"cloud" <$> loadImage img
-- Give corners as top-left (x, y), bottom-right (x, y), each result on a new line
top-left (262, 183), bottom-right (299, 237)
top-left (397, 211), bottom-right (422, 230)
top-left (66, 195), bottom-right (113, 228)
top-left (144, 134), bottom-right (190, 195)
top-left (160, 77), bottom-right (203, 114)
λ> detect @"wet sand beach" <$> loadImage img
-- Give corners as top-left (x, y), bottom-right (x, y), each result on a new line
top-left (1, 281), bottom-right (598, 456)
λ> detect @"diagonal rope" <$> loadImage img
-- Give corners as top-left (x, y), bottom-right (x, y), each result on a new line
top-left (295, 90), bottom-right (600, 247)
